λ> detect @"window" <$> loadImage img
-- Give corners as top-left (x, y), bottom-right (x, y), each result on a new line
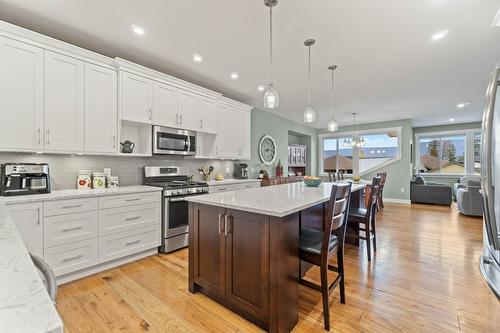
top-left (415, 129), bottom-right (481, 176)
top-left (359, 132), bottom-right (399, 174)
top-left (320, 127), bottom-right (402, 176)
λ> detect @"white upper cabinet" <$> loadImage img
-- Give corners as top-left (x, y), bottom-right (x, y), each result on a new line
top-left (197, 97), bottom-right (217, 134)
top-left (44, 50), bottom-right (85, 152)
top-left (120, 71), bottom-right (153, 124)
top-left (0, 36), bottom-right (44, 150)
top-left (8, 203), bottom-right (44, 258)
top-left (177, 89), bottom-right (197, 130)
top-left (238, 110), bottom-right (251, 160)
top-left (153, 81), bottom-right (178, 128)
top-left (84, 63), bottom-right (118, 153)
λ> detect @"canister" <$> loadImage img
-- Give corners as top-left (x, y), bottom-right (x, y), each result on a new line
top-left (76, 170), bottom-right (91, 190)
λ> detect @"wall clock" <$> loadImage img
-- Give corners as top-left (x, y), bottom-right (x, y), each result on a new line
top-left (259, 135), bottom-right (277, 165)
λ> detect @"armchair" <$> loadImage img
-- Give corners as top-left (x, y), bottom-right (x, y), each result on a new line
top-left (457, 180), bottom-right (483, 217)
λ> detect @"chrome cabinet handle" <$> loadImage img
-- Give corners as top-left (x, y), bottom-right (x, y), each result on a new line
top-left (125, 198), bottom-right (141, 202)
top-left (200, 119), bottom-right (203, 129)
top-left (113, 135), bottom-right (116, 149)
top-left (179, 114), bottom-right (183, 125)
top-left (62, 254), bottom-right (82, 262)
top-left (125, 216), bottom-right (141, 221)
top-left (62, 226), bottom-right (83, 232)
top-left (46, 129), bottom-right (50, 145)
top-left (38, 128), bottom-right (41, 144)
top-left (37, 207), bottom-right (40, 225)
top-left (224, 214), bottom-right (228, 236)
top-left (218, 213), bottom-right (223, 235)
top-left (126, 239), bottom-right (141, 246)
top-left (148, 108), bottom-right (152, 120)
top-left (62, 204), bottom-right (83, 209)
top-left (216, 145), bottom-right (219, 155)
top-left (176, 114), bottom-right (179, 124)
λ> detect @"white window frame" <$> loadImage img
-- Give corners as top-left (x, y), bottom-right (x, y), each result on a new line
top-left (414, 129), bottom-right (481, 176)
top-left (319, 126), bottom-right (402, 177)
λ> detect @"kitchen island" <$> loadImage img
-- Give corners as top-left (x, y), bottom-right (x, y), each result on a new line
top-left (186, 181), bottom-right (365, 333)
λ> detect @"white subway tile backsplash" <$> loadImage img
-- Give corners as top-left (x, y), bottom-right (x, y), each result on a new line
top-left (0, 153), bottom-right (236, 190)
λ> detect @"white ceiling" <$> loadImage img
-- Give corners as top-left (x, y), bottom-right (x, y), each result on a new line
top-left (1, 0), bottom-right (500, 128)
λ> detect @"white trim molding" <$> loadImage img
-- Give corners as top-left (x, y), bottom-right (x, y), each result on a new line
top-left (384, 198), bottom-right (411, 205)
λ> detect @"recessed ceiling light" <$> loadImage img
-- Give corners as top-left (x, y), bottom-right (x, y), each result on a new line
top-left (230, 72), bottom-right (239, 80)
top-left (36, 152), bottom-right (43, 155)
top-left (257, 85), bottom-right (265, 92)
top-left (431, 30), bottom-right (449, 41)
top-left (449, 118), bottom-right (455, 122)
top-left (456, 102), bottom-right (470, 108)
top-left (131, 24), bottom-right (145, 35)
top-left (193, 54), bottom-right (203, 62)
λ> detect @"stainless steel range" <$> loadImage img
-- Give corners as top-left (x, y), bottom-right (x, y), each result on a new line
top-left (143, 166), bottom-right (208, 253)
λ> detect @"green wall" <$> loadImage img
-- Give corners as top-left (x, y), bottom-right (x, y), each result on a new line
top-left (318, 119), bottom-right (413, 201)
top-left (249, 109), bottom-right (318, 178)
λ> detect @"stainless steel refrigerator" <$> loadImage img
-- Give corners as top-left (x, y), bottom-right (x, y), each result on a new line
top-left (480, 67), bottom-right (500, 298)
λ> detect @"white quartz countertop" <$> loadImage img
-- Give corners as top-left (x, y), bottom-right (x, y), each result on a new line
top-left (206, 179), bottom-right (262, 187)
top-left (0, 202), bottom-right (63, 333)
top-left (0, 185), bottom-right (162, 204)
top-left (186, 182), bottom-right (365, 217)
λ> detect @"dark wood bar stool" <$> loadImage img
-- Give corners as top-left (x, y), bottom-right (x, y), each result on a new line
top-left (299, 182), bottom-right (352, 331)
top-left (376, 172), bottom-right (387, 211)
top-left (347, 177), bottom-right (381, 261)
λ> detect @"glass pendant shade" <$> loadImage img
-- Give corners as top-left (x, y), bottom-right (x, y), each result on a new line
top-left (303, 106), bottom-right (316, 123)
top-left (263, 83), bottom-right (279, 109)
top-left (327, 118), bottom-right (338, 132)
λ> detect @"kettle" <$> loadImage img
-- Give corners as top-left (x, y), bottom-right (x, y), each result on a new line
top-left (120, 140), bottom-right (135, 154)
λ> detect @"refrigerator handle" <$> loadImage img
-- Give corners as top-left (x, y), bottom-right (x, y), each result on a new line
top-left (481, 67), bottom-right (500, 251)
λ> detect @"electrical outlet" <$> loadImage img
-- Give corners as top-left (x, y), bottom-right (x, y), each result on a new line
top-left (400, 187), bottom-right (405, 193)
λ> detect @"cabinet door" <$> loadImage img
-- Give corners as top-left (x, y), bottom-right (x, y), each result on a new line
top-left (0, 37), bottom-right (44, 150)
top-left (238, 110), bottom-right (251, 159)
top-left (191, 204), bottom-right (226, 299)
top-left (225, 209), bottom-right (270, 324)
top-left (214, 104), bottom-right (229, 157)
top-left (84, 63), bottom-right (117, 153)
top-left (8, 203), bottom-right (43, 258)
top-left (153, 81), bottom-right (178, 127)
top-left (197, 97), bottom-right (217, 134)
top-left (120, 71), bottom-right (153, 124)
top-left (177, 89), bottom-right (197, 130)
top-left (45, 50), bottom-right (84, 152)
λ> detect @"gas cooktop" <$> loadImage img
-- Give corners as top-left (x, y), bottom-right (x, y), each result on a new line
top-left (143, 166), bottom-right (209, 197)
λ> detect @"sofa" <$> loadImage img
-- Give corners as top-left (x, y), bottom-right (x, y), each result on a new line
top-left (410, 176), bottom-right (453, 206)
top-left (456, 180), bottom-right (483, 217)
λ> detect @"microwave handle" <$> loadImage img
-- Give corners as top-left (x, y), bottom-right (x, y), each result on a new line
top-left (186, 136), bottom-right (191, 151)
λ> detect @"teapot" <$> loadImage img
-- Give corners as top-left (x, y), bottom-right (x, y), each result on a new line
top-left (120, 140), bottom-right (135, 154)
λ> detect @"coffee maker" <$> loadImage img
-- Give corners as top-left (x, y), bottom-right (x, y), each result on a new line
top-left (0, 163), bottom-right (51, 196)
top-left (233, 163), bottom-right (248, 179)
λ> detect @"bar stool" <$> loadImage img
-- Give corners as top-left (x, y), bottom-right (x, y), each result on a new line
top-left (347, 176), bottom-right (381, 261)
top-left (299, 182), bottom-right (352, 331)
top-left (376, 172), bottom-right (387, 211)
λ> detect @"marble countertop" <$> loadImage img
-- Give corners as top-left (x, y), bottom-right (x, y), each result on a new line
top-left (186, 182), bottom-right (365, 217)
top-left (0, 202), bottom-right (63, 333)
top-left (0, 185), bottom-right (162, 205)
top-left (206, 179), bottom-right (262, 187)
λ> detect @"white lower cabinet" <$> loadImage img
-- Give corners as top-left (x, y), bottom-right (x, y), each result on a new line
top-left (10, 190), bottom-right (162, 280)
top-left (44, 238), bottom-right (99, 277)
top-left (7, 202), bottom-right (43, 258)
top-left (99, 225), bottom-right (160, 263)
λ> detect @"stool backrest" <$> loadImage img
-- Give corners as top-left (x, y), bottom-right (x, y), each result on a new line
top-left (324, 182), bottom-right (352, 255)
top-left (365, 176), bottom-right (382, 219)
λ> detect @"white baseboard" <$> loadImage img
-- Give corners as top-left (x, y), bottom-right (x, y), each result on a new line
top-left (57, 248), bottom-right (158, 285)
top-left (384, 198), bottom-right (411, 204)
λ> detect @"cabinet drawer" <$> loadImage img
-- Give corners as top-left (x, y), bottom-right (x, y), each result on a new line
top-left (44, 211), bottom-right (98, 248)
top-left (99, 192), bottom-right (160, 209)
top-left (99, 226), bottom-right (160, 262)
top-left (44, 238), bottom-right (98, 276)
top-left (99, 203), bottom-right (160, 236)
top-left (44, 197), bottom-right (97, 216)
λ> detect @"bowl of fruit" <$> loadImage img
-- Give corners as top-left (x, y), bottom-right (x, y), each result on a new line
top-left (303, 176), bottom-right (324, 187)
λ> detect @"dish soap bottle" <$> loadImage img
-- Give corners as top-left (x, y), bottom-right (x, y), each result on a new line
top-left (276, 160), bottom-right (282, 177)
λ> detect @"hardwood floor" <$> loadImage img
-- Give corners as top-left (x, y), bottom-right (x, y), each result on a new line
top-left (56, 203), bottom-right (500, 332)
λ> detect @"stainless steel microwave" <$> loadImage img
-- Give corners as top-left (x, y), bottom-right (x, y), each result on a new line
top-left (153, 126), bottom-right (196, 155)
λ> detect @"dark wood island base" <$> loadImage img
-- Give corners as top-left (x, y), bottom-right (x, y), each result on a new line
top-left (188, 202), bottom-right (299, 333)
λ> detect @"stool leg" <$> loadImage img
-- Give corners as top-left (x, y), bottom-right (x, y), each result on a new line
top-left (337, 249), bottom-right (346, 304)
top-left (320, 263), bottom-right (330, 330)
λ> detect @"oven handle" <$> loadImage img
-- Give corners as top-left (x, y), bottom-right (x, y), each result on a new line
top-left (169, 197), bottom-right (187, 202)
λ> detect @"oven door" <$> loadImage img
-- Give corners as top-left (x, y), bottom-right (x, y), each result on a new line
top-left (153, 126), bottom-right (196, 155)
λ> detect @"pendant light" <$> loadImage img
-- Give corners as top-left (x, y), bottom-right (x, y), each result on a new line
top-left (327, 65), bottom-right (338, 132)
top-left (263, 0), bottom-right (279, 109)
top-left (303, 39), bottom-right (316, 122)
top-left (344, 113), bottom-right (365, 148)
